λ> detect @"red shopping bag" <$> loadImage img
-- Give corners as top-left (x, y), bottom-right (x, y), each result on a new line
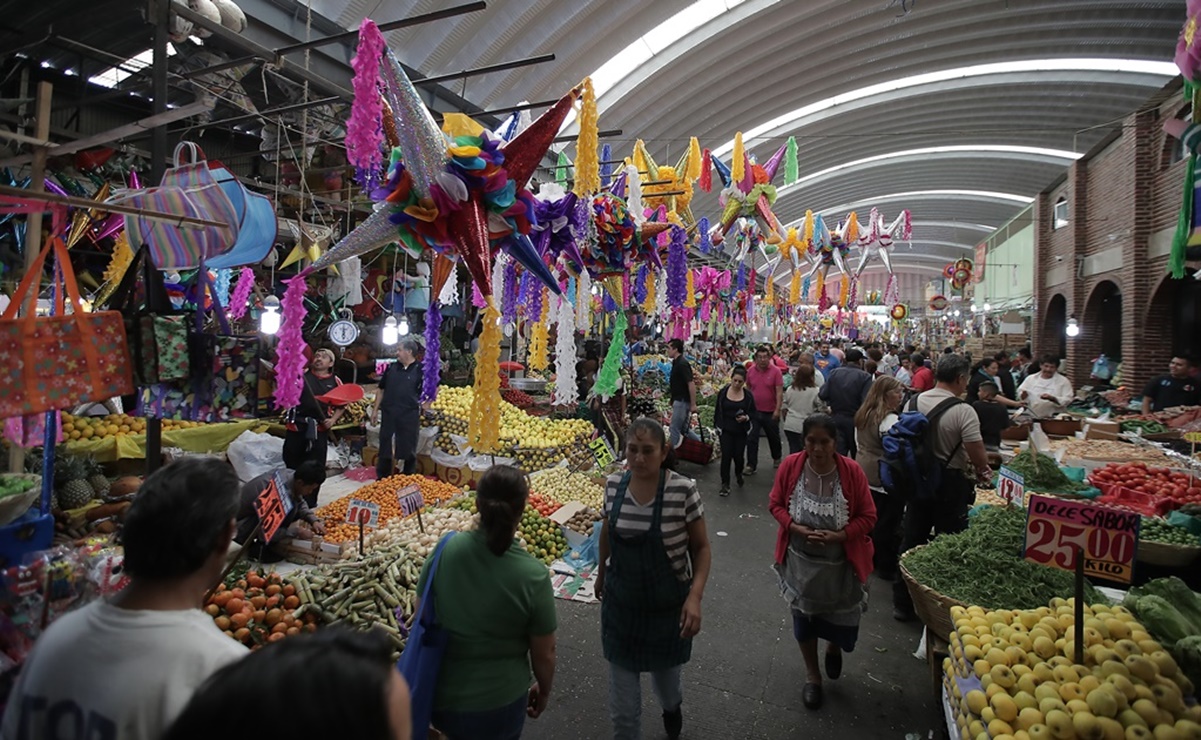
top-left (675, 417), bottom-right (713, 465)
top-left (0, 237), bottom-right (134, 417)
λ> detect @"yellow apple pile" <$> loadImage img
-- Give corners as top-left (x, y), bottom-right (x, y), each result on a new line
top-left (943, 599), bottom-right (1199, 740)
top-left (431, 387), bottom-right (593, 450)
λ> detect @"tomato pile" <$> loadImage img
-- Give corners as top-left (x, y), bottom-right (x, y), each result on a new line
top-left (528, 492), bottom-right (561, 517)
top-left (502, 389), bottom-right (535, 408)
top-left (1089, 462), bottom-right (1201, 504)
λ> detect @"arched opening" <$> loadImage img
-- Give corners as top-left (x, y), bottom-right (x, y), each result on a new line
top-left (1149, 270), bottom-right (1201, 360)
top-left (1043, 293), bottom-right (1067, 359)
top-left (1083, 281), bottom-right (1122, 362)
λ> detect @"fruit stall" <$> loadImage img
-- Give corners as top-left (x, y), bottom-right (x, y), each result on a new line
top-left (58, 413), bottom-right (267, 463)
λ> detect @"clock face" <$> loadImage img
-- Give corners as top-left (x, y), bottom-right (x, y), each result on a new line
top-left (329, 320), bottom-right (359, 347)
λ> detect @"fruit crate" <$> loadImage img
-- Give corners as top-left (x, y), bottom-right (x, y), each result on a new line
top-left (278, 536), bottom-right (352, 565)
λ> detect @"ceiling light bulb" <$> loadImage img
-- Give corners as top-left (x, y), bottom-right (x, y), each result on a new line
top-left (983, 303), bottom-right (991, 312)
top-left (382, 315), bottom-right (399, 345)
top-left (1065, 317), bottom-right (1080, 338)
top-left (259, 296), bottom-right (281, 334)
top-left (398, 316), bottom-right (410, 336)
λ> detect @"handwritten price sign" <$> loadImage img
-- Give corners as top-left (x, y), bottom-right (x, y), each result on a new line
top-left (254, 477), bottom-right (289, 542)
top-left (1024, 495), bottom-right (1140, 583)
top-left (998, 467), bottom-right (1025, 507)
top-left (589, 437), bottom-right (616, 468)
top-left (344, 498), bottom-right (380, 529)
top-left (398, 485), bottom-right (425, 518)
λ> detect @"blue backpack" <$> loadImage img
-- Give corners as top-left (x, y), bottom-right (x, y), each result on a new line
top-left (880, 395), bottom-right (963, 501)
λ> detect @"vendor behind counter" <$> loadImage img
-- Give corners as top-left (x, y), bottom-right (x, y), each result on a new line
top-left (234, 462), bottom-right (327, 562)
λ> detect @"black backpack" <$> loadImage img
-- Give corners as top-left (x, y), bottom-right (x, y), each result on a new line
top-left (879, 395), bottom-right (963, 501)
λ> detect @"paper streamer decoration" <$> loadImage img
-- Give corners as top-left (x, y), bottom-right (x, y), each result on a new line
top-left (421, 301), bottom-right (442, 403)
top-left (576, 270), bottom-right (591, 327)
top-left (214, 268), bottom-right (231, 308)
top-left (346, 18), bottom-right (386, 189)
top-left (228, 266), bottom-right (255, 320)
top-left (594, 311), bottom-right (627, 399)
top-left (643, 269), bottom-right (657, 316)
top-left (273, 276), bottom-right (309, 410)
top-left (468, 301), bottom-right (503, 452)
top-left (95, 233), bottom-right (135, 308)
top-left (553, 295), bottom-right (578, 406)
top-left (573, 77), bottom-right (599, 196)
top-left (528, 287), bottom-right (549, 372)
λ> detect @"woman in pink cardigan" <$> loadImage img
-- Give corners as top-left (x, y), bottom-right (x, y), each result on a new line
top-left (768, 414), bottom-right (877, 711)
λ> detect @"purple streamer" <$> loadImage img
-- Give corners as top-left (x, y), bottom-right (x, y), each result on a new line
top-left (666, 226), bottom-right (687, 308)
top-left (517, 271), bottom-right (532, 317)
top-left (421, 301), bottom-right (442, 403)
top-left (697, 217), bottom-right (710, 254)
top-left (501, 259), bottom-right (518, 325)
top-left (529, 280), bottom-right (544, 319)
top-left (600, 143), bottom-right (612, 186)
top-left (633, 264), bottom-right (648, 304)
top-left (736, 263), bottom-right (747, 292)
top-left (602, 290), bottom-right (616, 313)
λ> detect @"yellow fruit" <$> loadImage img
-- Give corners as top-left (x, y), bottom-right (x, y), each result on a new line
top-left (993, 694), bottom-right (1020, 723)
top-left (1086, 687), bottom-right (1120, 718)
top-left (1153, 726), bottom-right (1185, 740)
top-left (1017, 708), bottom-right (1045, 731)
top-left (966, 690), bottom-right (989, 715)
top-left (1041, 697), bottom-right (1068, 716)
top-left (1059, 683), bottom-right (1087, 703)
top-left (973, 659), bottom-right (991, 679)
top-left (1067, 699), bottom-right (1092, 716)
top-left (1074, 711), bottom-right (1105, 740)
top-left (1107, 620), bottom-right (1131, 640)
top-left (988, 648), bottom-right (1012, 667)
top-left (1118, 708), bottom-right (1148, 729)
top-left (1115, 640), bottom-right (1143, 659)
top-left (1151, 682), bottom-right (1184, 713)
top-left (1046, 709), bottom-right (1074, 739)
top-left (1097, 717), bottom-right (1125, 740)
top-left (1037, 684), bottom-right (1062, 703)
top-left (1017, 674), bottom-right (1040, 696)
top-left (1132, 699), bottom-right (1161, 727)
top-left (1175, 720), bottom-right (1201, 740)
top-left (1054, 665), bottom-right (1082, 684)
top-left (1125, 726), bottom-right (1153, 739)
top-left (1030, 726), bottom-right (1052, 740)
top-left (989, 719), bottom-right (1016, 738)
top-left (1014, 691), bottom-right (1039, 711)
top-left (1149, 652), bottom-right (1179, 678)
top-left (1081, 675), bottom-right (1102, 693)
top-left (992, 665), bottom-right (1018, 689)
top-left (1125, 656), bottom-right (1157, 683)
top-left (1101, 660), bottom-right (1131, 680)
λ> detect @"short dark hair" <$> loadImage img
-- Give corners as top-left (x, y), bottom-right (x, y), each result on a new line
top-left (294, 460), bottom-right (327, 486)
top-left (909, 352), bottom-right (925, 366)
top-left (121, 458), bottom-right (239, 580)
top-left (935, 354), bottom-right (971, 384)
top-left (669, 338), bottom-right (684, 354)
top-left (1018, 347), bottom-right (1032, 359)
top-left (978, 381), bottom-right (999, 396)
top-left (845, 349), bottom-right (864, 364)
top-left (730, 365), bottom-right (747, 379)
top-left (801, 413), bottom-right (839, 440)
top-left (755, 345), bottom-right (772, 357)
top-left (1039, 354), bottom-right (1060, 367)
top-left (162, 628), bottom-right (397, 740)
top-left (477, 466), bottom-right (529, 557)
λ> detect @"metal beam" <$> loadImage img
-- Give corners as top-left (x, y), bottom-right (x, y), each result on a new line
top-left (416, 53), bottom-right (555, 87)
top-left (274, 2), bottom-right (487, 55)
top-left (170, 0), bottom-right (353, 101)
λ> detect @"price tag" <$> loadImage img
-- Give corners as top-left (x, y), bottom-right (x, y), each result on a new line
top-left (254, 478), bottom-right (289, 542)
top-left (997, 467), bottom-right (1025, 507)
top-left (588, 437), bottom-right (616, 468)
top-left (1184, 432), bottom-right (1201, 444)
top-left (398, 485), bottom-right (425, 517)
top-left (1024, 494), bottom-right (1140, 584)
top-left (344, 498), bottom-right (380, 529)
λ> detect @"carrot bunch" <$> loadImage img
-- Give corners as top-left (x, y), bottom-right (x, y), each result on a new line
top-left (205, 570), bottom-right (316, 648)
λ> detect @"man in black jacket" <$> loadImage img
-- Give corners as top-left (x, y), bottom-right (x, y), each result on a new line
top-left (818, 349), bottom-right (873, 457)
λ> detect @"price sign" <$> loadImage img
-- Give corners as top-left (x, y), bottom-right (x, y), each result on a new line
top-left (344, 498), bottom-right (380, 529)
top-left (997, 467), bottom-right (1025, 507)
top-left (1184, 432), bottom-right (1201, 444)
top-left (588, 437), bottom-right (616, 468)
top-left (1024, 494), bottom-right (1140, 584)
top-left (253, 477), bottom-right (290, 542)
top-left (398, 485), bottom-right (425, 517)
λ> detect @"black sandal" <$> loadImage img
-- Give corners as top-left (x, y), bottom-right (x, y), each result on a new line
top-left (825, 650), bottom-right (842, 680)
top-left (803, 682), bottom-right (823, 709)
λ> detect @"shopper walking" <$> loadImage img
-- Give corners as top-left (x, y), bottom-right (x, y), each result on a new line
top-left (596, 418), bottom-right (712, 740)
top-left (782, 364), bottom-right (824, 455)
top-left (3, 458), bottom-right (248, 739)
top-left (163, 628), bottom-right (412, 740)
top-left (892, 354), bottom-right (993, 621)
top-left (714, 366), bottom-right (755, 496)
top-left (417, 466), bottom-right (557, 739)
top-left (768, 415), bottom-right (877, 711)
top-left (812, 341), bottom-right (841, 379)
top-left (818, 349), bottom-right (873, 457)
top-left (372, 339), bottom-right (424, 480)
top-left (853, 377), bottom-right (905, 581)
top-left (667, 339), bottom-right (700, 448)
top-left (283, 348), bottom-right (344, 474)
top-left (744, 345), bottom-right (785, 475)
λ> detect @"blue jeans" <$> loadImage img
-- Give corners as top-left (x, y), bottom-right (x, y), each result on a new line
top-left (668, 400), bottom-right (699, 448)
top-left (608, 662), bottom-right (683, 740)
top-left (432, 695), bottom-right (527, 740)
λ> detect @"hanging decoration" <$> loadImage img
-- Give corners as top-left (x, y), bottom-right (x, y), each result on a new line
top-left (553, 294), bottom-right (578, 406)
top-left (929, 294), bottom-right (949, 312)
top-left (790, 270), bottom-right (801, 305)
top-left (629, 139), bottom-right (702, 227)
top-left (273, 276), bottom-right (310, 410)
top-left (528, 287), bottom-right (549, 372)
top-left (950, 258), bottom-right (974, 291)
top-left (227, 266), bottom-right (255, 320)
top-left (594, 312), bottom-right (627, 398)
top-left (346, 18), bottom-right (387, 190)
top-left (666, 226), bottom-right (687, 308)
top-left (214, 267), bottom-right (232, 308)
top-left (643, 270), bottom-right (658, 317)
top-left (501, 258), bottom-right (519, 325)
top-left (854, 208), bottom-right (912, 277)
top-left (684, 268), bottom-right (696, 309)
top-left (420, 300), bottom-right (442, 403)
top-left (576, 270), bottom-right (591, 327)
top-left (632, 264), bottom-right (648, 305)
top-left (468, 302), bottom-right (503, 452)
top-left (573, 77), bottom-right (600, 196)
top-left (707, 133), bottom-right (795, 247)
top-left (95, 233), bottom-right (135, 307)
top-left (838, 274), bottom-right (849, 309)
top-left (890, 303), bottom-right (910, 321)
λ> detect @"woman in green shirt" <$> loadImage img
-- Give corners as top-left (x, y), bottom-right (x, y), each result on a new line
top-left (419, 466), bottom-right (558, 739)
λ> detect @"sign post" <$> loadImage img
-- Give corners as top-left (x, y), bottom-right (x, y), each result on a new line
top-left (398, 484), bottom-right (426, 533)
top-left (1023, 494), bottom-right (1141, 663)
top-left (997, 467), bottom-right (1025, 507)
top-left (345, 498), bottom-right (380, 555)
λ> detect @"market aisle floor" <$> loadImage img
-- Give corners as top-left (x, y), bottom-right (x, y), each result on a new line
top-left (521, 457), bottom-right (936, 740)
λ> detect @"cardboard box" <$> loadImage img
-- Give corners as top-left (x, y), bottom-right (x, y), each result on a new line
top-left (1082, 420), bottom-right (1121, 441)
top-left (362, 446), bottom-right (379, 467)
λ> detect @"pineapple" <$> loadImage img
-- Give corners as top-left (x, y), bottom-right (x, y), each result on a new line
top-left (84, 456), bottom-right (110, 500)
top-left (55, 456), bottom-right (95, 510)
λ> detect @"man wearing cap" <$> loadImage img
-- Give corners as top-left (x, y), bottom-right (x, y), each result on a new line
top-left (372, 339), bottom-right (423, 480)
top-left (819, 348), bottom-right (873, 457)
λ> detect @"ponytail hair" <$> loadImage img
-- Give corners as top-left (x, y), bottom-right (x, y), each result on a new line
top-left (476, 465), bottom-right (529, 557)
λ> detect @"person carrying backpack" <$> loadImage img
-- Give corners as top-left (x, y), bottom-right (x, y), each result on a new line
top-left (884, 354), bottom-right (993, 622)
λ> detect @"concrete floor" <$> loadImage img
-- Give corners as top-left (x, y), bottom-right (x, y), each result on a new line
top-left (520, 457), bottom-right (940, 740)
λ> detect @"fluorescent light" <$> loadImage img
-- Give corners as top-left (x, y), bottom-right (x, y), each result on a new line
top-left (813, 190), bottom-right (1033, 216)
top-left (711, 58), bottom-right (1178, 157)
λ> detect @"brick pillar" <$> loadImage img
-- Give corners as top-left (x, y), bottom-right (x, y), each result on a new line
top-left (1124, 110), bottom-right (1159, 392)
top-left (1065, 165), bottom-right (1088, 386)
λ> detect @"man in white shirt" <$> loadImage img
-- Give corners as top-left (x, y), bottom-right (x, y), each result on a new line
top-left (3, 458), bottom-right (248, 740)
top-left (1017, 354), bottom-right (1075, 418)
top-left (894, 356), bottom-right (913, 387)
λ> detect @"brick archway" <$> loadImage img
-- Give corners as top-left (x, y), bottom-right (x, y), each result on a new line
top-left (1078, 281), bottom-right (1122, 383)
top-left (1148, 270), bottom-right (1201, 361)
top-left (1041, 293), bottom-right (1067, 361)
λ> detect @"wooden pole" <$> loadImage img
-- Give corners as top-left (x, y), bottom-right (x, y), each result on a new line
top-left (6, 81), bottom-right (51, 476)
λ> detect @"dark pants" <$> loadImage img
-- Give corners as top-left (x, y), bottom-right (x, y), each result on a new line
top-left (871, 488), bottom-right (905, 580)
top-left (832, 413), bottom-right (857, 458)
top-left (892, 470), bottom-right (975, 613)
top-left (747, 411), bottom-right (781, 469)
top-left (377, 412), bottom-right (417, 481)
top-left (785, 430), bottom-right (805, 456)
top-left (719, 430), bottom-right (747, 486)
top-left (283, 424), bottom-right (328, 507)
top-left (432, 695), bottom-right (526, 740)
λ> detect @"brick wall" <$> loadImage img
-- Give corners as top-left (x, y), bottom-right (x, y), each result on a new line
top-left (1033, 79), bottom-right (1189, 393)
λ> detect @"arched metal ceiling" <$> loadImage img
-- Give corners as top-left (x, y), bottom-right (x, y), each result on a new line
top-left (301, 0), bottom-right (1182, 292)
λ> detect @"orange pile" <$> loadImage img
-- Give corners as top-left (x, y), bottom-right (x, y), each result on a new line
top-left (205, 570), bottom-right (315, 648)
top-left (315, 475), bottom-right (463, 544)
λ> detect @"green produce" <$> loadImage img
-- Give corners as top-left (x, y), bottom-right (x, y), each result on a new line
top-left (1126, 577), bottom-right (1201, 631)
top-left (1120, 419), bottom-right (1169, 435)
top-left (1177, 635), bottom-right (1201, 689)
top-left (449, 495), bottom-right (567, 565)
top-left (901, 506), bottom-right (1103, 610)
top-left (1005, 449), bottom-right (1090, 493)
top-left (1129, 595), bottom-right (1194, 644)
top-left (0, 476), bottom-right (35, 498)
top-left (1122, 578), bottom-right (1201, 692)
top-left (1139, 517), bottom-right (1201, 546)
